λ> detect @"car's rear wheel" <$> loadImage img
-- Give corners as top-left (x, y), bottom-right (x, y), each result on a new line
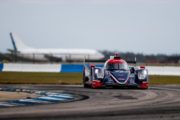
top-left (83, 83), bottom-right (91, 88)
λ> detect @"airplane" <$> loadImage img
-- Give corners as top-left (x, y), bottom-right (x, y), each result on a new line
top-left (9, 32), bottom-right (104, 62)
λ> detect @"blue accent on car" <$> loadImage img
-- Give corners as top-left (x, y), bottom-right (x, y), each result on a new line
top-left (110, 70), bottom-right (129, 83)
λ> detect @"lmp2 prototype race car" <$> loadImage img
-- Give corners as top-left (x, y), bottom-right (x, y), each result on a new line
top-left (83, 54), bottom-right (149, 89)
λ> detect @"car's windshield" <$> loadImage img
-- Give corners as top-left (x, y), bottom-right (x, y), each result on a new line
top-left (106, 63), bottom-right (129, 70)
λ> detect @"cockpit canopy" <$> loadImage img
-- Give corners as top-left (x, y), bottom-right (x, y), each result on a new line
top-left (104, 57), bottom-right (129, 70)
top-left (105, 62), bottom-right (129, 70)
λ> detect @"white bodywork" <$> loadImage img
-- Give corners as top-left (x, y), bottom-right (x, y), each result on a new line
top-left (10, 32), bottom-right (104, 62)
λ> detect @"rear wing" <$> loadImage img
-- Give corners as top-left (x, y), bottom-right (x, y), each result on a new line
top-left (126, 57), bottom-right (137, 64)
top-left (127, 60), bottom-right (136, 64)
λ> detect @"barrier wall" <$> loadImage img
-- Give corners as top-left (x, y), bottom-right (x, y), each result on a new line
top-left (0, 63), bottom-right (180, 76)
top-left (146, 66), bottom-right (180, 76)
top-left (61, 64), bottom-right (84, 72)
top-left (0, 64), bottom-right (3, 72)
top-left (3, 63), bottom-right (60, 72)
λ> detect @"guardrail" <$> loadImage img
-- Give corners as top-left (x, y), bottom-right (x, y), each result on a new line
top-left (0, 63), bottom-right (180, 76)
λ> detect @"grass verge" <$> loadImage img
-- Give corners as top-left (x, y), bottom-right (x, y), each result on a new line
top-left (0, 72), bottom-right (82, 84)
top-left (149, 75), bottom-right (180, 85)
top-left (0, 72), bottom-right (180, 85)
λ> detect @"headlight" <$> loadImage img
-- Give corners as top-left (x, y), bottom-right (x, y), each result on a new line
top-left (138, 70), bottom-right (147, 80)
top-left (95, 68), bottom-right (104, 79)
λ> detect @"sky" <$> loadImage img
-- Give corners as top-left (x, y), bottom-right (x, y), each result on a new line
top-left (0, 0), bottom-right (180, 55)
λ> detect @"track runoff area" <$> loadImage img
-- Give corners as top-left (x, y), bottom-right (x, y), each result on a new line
top-left (0, 84), bottom-right (180, 120)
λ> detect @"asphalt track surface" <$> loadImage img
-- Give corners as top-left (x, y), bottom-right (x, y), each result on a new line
top-left (0, 85), bottom-right (180, 120)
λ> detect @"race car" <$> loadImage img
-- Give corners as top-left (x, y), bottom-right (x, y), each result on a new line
top-left (83, 54), bottom-right (148, 89)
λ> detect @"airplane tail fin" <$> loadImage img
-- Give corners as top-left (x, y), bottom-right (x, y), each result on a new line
top-left (10, 32), bottom-right (32, 52)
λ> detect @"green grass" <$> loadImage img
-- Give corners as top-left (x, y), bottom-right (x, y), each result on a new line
top-left (0, 72), bottom-right (180, 85)
top-left (149, 75), bottom-right (180, 85)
